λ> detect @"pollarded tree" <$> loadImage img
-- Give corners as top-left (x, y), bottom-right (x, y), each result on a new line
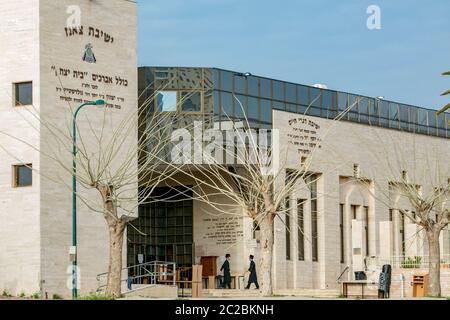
top-left (0, 78), bottom-right (199, 298)
top-left (343, 128), bottom-right (450, 297)
top-left (171, 96), bottom-right (358, 296)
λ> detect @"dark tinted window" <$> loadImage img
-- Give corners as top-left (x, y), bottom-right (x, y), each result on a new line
top-left (181, 91), bottom-right (201, 112)
top-left (14, 164), bottom-right (32, 187)
top-left (15, 82), bottom-right (32, 106)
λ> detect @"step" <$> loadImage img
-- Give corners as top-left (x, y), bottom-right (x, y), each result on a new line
top-left (274, 288), bottom-right (340, 298)
top-left (202, 289), bottom-right (263, 298)
top-left (122, 284), bottom-right (178, 299)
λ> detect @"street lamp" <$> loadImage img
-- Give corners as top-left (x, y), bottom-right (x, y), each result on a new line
top-left (71, 99), bottom-right (105, 299)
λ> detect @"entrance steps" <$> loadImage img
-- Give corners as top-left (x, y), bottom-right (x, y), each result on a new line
top-left (274, 288), bottom-right (340, 298)
top-left (202, 289), bottom-right (264, 298)
top-left (122, 284), bottom-right (178, 299)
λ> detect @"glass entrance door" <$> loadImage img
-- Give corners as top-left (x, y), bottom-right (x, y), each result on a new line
top-left (127, 187), bottom-right (194, 268)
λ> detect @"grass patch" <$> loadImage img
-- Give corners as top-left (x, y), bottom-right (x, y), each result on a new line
top-left (1, 290), bottom-right (12, 297)
top-left (76, 293), bottom-right (115, 300)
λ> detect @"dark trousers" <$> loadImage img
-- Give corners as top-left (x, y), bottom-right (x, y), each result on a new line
top-left (246, 280), bottom-right (259, 289)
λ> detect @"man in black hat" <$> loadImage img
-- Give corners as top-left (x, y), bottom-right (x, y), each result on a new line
top-left (245, 255), bottom-right (259, 290)
top-left (220, 254), bottom-right (231, 289)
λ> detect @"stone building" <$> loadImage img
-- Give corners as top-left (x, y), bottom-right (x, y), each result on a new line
top-left (0, 0), bottom-right (448, 299)
top-left (135, 66), bottom-right (450, 294)
top-left (0, 0), bottom-right (137, 297)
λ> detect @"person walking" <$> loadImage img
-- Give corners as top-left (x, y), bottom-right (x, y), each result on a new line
top-left (245, 255), bottom-right (259, 290)
top-left (220, 254), bottom-right (231, 289)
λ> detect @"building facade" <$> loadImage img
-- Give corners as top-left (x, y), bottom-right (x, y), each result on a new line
top-left (0, 0), bottom-right (137, 297)
top-left (0, 0), bottom-right (448, 297)
top-left (136, 67), bottom-right (450, 292)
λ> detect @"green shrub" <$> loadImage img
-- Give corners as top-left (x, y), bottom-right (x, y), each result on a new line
top-left (30, 292), bottom-right (41, 299)
top-left (52, 294), bottom-right (63, 300)
top-left (1, 290), bottom-right (12, 297)
top-left (19, 291), bottom-right (26, 298)
top-left (401, 256), bottom-right (422, 268)
top-left (76, 293), bottom-right (114, 300)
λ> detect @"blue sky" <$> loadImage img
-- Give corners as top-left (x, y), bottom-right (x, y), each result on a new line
top-left (138, 0), bottom-right (450, 109)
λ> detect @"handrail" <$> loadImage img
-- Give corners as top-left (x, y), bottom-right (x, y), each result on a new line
top-left (96, 260), bottom-right (177, 292)
top-left (337, 266), bottom-right (349, 283)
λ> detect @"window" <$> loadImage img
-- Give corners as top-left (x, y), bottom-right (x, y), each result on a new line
top-left (181, 91), bottom-right (201, 112)
top-left (220, 70), bottom-right (233, 92)
top-left (339, 204), bottom-right (345, 263)
top-left (253, 221), bottom-right (261, 243)
top-left (156, 91), bottom-right (177, 112)
top-left (400, 212), bottom-right (405, 257)
top-left (14, 82), bottom-right (33, 106)
top-left (308, 175), bottom-right (319, 262)
top-left (285, 83), bottom-right (296, 103)
top-left (351, 205), bottom-right (358, 220)
top-left (272, 81), bottom-right (284, 101)
top-left (298, 199), bottom-right (305, 261)
top-left (285, 198), bottom-right (291, 260)
top-left (13, 164), bottom-right (32, 187)
top-left (364, 206), bottom-right (369, 256)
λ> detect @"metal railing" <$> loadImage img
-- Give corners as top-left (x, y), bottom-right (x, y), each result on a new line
top-left (96, 261), bottom-right (176, 293)
top-left (378, 254), bottom-right (450, 269)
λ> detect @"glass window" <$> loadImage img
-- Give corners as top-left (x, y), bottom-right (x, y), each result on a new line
top-left (287, 104), bottom-right (297, 113)
top-left (220, 70), bottom-right (233, 92)
top-left (338, 92), bottom-right (348, 112)
top-left (260, 78), bottom-right (271, 99)
top-left (213, 91), bottom-right (220, 116)
top-left (322, 90), bottom-right (335, 118)
top-left (221, 92), bottom-right (233, 119)
top-left (417, 109), bottom-right (428, 134)
top-left (248, 77), bottom-right (259, 96)
top-left (379, 100), bottom-right (389, 127)
top-left (234, 75), bottom-right (246, 94)
top-left (348, 95), bottom-right (359, 121)
top-left (13, 164), bottom-right (32, 187)
top-left (212, 69), bottom-right (220, 90)
top-left (181, 91), bottom-right (201, 112)
top-left (359, 97), bottom-right (369, 123)
top-left (15, 82), bottom-right (33, 106)
top-left (272, 81), bottom-right (284, 101)
top-left (428, 110), bottom-right (437, 135)
top-left (389, 103), bottom-right (400, 129)
top-left (298, 85), bottom-right (309, 106)
top-left (235, 94), bottom-right (247, 119)
top-left (310, 87), bottom-right (321, 108)
top-left (156, 91), bottom-right (177, 112)
top-left (260, 99), bottom-right (272, 123)
top-left (285, 83), bottom-right (296, 103)
top-left (399, 104), bottom-right (409, 130)
top-left (437, 113), bottom-right (447, 137)
top-left (272, 100), bottom-right (286, 111)
top-left (248, 97), bottom-right (259, 120)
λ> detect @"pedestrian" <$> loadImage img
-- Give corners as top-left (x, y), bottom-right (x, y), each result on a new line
top-left (220, 254), bottom-right (231, 289)
top-left (245, 255), bottom-right (259, 290)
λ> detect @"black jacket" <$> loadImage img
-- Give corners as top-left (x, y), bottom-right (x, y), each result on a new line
top-left (248, 260), bottom-right (258, 283)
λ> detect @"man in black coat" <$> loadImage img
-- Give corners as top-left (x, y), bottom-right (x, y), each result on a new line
top-left (245, 255), bottom-right (259, 289)
top-left (220, 254), bottom-right (231, 289)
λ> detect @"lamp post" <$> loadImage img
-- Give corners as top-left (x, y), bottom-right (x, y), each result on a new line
top-left (71, 99), bottom-right (105, 299)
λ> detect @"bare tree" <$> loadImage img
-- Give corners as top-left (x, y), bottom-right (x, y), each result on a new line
top-left (0, 78), bottom-right (199, 298)
top-left (170, 96), bottom-right (357, 296)
top-left (340, 128), bottom-right (450, 297)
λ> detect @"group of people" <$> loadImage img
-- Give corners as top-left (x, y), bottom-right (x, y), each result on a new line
top-left (220, 254), bottom-right (259, 290)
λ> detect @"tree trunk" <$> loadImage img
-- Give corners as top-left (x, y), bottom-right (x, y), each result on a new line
top-left (105, 216), bottom-right (127, 298)
top-left (258, 213), bottom-right (275, 296)
top-left (426, 228), bottom-right (441, 297)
